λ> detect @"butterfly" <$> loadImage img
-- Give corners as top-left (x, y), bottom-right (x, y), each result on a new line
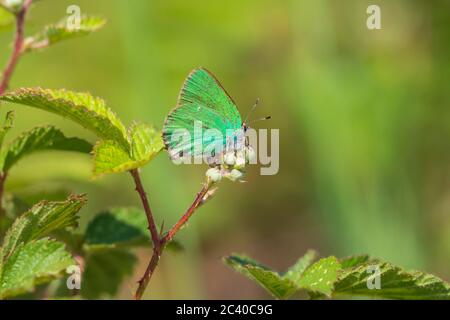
top-left (163, 68), bottom-right (261, 164)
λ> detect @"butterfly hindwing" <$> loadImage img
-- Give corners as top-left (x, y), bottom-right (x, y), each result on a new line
top-left (163, 68), bottom-right (242, 160)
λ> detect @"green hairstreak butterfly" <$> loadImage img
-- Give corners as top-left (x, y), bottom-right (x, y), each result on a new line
top-left (163, 68), bottom-right (259, 165)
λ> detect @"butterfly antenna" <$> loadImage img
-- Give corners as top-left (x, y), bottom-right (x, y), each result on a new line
top-left (248, 115), bottom-right (271, 125)
top-left (244, 98), bottom-right (260, 124)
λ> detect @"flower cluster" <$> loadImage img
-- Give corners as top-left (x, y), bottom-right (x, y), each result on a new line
top-left (206, 146), bottom-right (256, 183)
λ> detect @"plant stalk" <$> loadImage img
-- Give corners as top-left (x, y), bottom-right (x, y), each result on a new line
top-left (129, 169), bottom-right (162, 300)
top-left (0, 0), bottom-right (33, 95)
top-left (133, 176), bottom-right (213, 300)
top-left (130, 169), bottom-right (160, 246)
top-left (161, 181), bottom-right (212, 244)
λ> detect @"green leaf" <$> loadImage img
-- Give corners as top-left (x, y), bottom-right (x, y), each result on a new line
top-left (340, 254), bottom-right (370, 269)
top-left (92, 140), bottom-right (134, 178)
top-left (283, 249), bottom-right (317, 284)
top-left (297, 256), bottom-right (341, 297)
top-left (0, 88), bottom-right (130, 151)
top-left (92, 123), bottom-right (163, 177)
top-left (84, 207), bottom-right (182, 252)
top-left (0, 194), bottom-right (86, 263)
top-left (0, 125), bottom-right (92, 172)
top-left (224, 255), bottom-right (297, 299)
top-left (0, 238), bottom-right (74, 299)
top-left (81, 249), bottom-right (137, 299)
top-left (84, 207), bottom-right (149, 249)
top-left (334, 261), bottom-right (450, 300)
top-left (129, 122), bottom-right (164, 162)
top-left (224, 251), bottom-right (450, 300)
top-left (0, 91), bottom-right (164, 176)
top-left (24, 16), bottom-right (106, 51)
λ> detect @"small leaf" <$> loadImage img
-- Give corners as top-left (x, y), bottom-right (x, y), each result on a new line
top-left (24, 16), bottom-right (106, 51)
top-left (81, 249), bottom-right (137, 299)
top-left (84, 207), bottom-right (182, 252)
top-left (283, 249), bottom-right (317, 284)
top-left (0, 194), bottom-right (86, 263)
top-left (0, 125), bottom-right (92, 172)
top-left (224, 255), bottom-right (297, 299)
top-left (129, 122), bottom-right (164, 163)
top-left (334, 261), bottom-right (450, 300)
top-left (84, 207), bottom-right (149, 249)
top-left (0, 238), bottom-right (74, 299)
top-left (92, 140), bottom-right (133, 178)
top-left (298, 256), bottom-right (341, 297)
top-left (92, 123), bottom-right (163, 178)
top-left (0, 88), bottom-right (130, 151)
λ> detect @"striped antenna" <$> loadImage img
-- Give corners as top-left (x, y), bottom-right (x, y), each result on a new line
top-left (244, 98), bottom-right (260, 124)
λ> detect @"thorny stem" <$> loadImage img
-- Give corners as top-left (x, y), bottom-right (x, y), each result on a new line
top-left (133, 244), bottom-right (161, 300)
top-left (161, 181), bottom-right (212, 244)
top-left (130, 169), bottom-right (160, 246)
top-left (132, 171), bottom-right (213, 300)
top-left (0, 0), bottom-right (33, 95)
top-left (130, 169), bottom-right (162, 300)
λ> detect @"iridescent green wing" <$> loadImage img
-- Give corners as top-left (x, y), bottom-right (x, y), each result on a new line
top-left (162, 68), bottom-right (242, 160)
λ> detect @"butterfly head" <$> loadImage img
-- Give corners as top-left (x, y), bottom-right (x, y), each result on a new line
top-left (243, 116), bottom-right (271, 131)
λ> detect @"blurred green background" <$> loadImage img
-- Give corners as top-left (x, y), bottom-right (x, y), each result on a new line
top-left (0, 0), bottom-right (449, 299)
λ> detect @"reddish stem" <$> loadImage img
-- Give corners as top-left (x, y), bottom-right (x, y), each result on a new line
top-left (134, 244), bottom-right (161, 300)
top-left (130, 169), bottom-right (160, 246)
top-left (0, 0), bottom-right (33, 95)
top-left (129, 169), bottom-right (162, 300)
top-left (133, 177), bottom-right (212, 300)
top-left (161, 182), bottom-right (212, 244)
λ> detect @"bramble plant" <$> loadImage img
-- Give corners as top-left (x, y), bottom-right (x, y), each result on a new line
top-left (0, 1), bottom-right (449, 300)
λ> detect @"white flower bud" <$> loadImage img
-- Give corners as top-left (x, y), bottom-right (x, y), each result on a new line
top-left (227, 169), bottom-right (244, 182)
top-left (224, 152), bottom-right (236, 166)
top-left (206, 167), bottom-right (222, 183)
top-left (234, 154), bottom-right (246, 169)
top-left (245, 146), bottom-right (256, 164)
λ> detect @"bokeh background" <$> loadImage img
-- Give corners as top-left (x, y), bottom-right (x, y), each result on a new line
top-left (0, 0), bottom-right (449, 299)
